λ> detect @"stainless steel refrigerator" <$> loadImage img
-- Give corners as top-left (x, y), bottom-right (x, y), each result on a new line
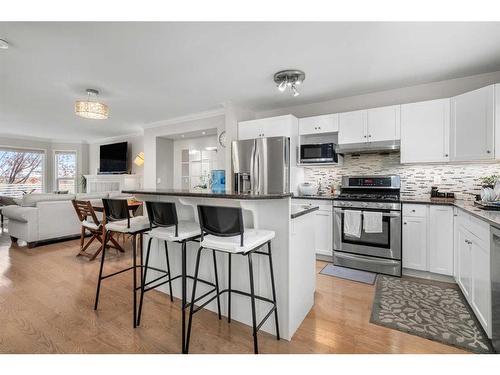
top-left (232, 136), bottom-right (290, 194)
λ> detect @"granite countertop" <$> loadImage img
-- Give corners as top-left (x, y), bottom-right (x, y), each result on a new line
top-left (290, 205), bottom-right (319, 219)
top-left (122, 189), bottom-right (292, 200)
top-left (400, 197), bottom-right (456, 206)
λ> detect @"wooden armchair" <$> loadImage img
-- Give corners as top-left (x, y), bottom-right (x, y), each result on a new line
top-left (72, 200), bottom-right (123, 260)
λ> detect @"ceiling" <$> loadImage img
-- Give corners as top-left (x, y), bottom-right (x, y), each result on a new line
top-left (2, 22), bottom-right (500, 142)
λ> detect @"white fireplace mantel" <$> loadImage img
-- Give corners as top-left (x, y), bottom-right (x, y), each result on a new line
top-left (84, 174), bottom-right (143, 193)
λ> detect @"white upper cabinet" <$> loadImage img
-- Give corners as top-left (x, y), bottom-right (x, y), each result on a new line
top-left (298, 114), bottom-right (339, 135)
top-left (401, 98), bottom-right (450, 163)
top-left (366, 105), bottom-right (401, 142)
top-left (338, 106), bottom-right (400, 144)
top-left (338, 110), bottom-right (367, 144)
top-left (450, 85), bottom-right (495, 161)
top-left (238, 115), bottom-right (298, 140)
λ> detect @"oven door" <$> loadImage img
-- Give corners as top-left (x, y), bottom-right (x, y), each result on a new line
top-left (333, 207), bottom-right (401, 260)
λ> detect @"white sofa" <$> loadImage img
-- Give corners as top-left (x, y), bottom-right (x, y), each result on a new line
top-left (2, 191), bottom-right (133, 248)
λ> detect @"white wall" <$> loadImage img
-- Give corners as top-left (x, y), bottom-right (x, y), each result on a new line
top-left (156, 137), bottom-right (174, 189)
top-left (0, 135), bottom-right (88, 193)
top-left (172, 135), bottom-right (218, 189)
top-left (256, 70), bottom-right (500, 119)
top-left (143, 113), bottom-right (225, 189)
top-left (88, 134), bottom-right (144, 175)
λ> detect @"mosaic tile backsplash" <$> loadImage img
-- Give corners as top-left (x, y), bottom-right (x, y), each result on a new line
top-left (304, 153), bottom-right (500, 200)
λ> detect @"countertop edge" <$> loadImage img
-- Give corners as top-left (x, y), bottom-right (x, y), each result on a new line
top-left (291, 206), bottom-right (319, 219)
top-left (123, 190), bottom-right (292, 200)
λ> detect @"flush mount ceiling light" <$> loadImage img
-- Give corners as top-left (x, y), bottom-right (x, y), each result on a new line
top-left (0, 39), bottom-right (9, 49)
top-left (274, 69), bottom-right (305, 97)
top-left (75, 89), bottom-right (109, 120)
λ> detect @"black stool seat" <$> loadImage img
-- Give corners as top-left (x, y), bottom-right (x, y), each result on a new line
top-left (185, 205), bottom-right (280, 354)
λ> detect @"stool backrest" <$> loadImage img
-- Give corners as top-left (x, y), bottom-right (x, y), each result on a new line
top-left (102, 199), bottom-right (130, 227)
top-left (197, 205), bottom-right (244, 246)
top-left (72, 199), bottom-right (100, 227)
top-left (145, 201), bottom-right (179, 236)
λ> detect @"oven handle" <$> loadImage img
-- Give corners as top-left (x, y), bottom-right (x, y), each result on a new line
top-left (334, 209), bottom-right (400, 218)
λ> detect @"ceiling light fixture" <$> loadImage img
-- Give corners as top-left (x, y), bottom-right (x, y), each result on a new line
top-left (274, 69), bottom-right (305, 97)
top-left (75, 89), bottom-right (109, 120)
top-left (0, 39), bottom-right (9, 49)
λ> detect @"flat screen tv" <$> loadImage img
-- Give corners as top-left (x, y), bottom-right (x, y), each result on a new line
top-left (99, 142), bottom-right (128, 174)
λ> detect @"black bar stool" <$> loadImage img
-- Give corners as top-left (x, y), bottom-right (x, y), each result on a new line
top-left (185, 205), bottom-right (280, 354)
top-left (94, 198), bottom-right (150, 328)
top-left (137, 201), bottom-right (219, 353)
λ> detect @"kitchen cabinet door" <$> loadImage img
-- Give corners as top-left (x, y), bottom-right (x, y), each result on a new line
top-left (315, 209), bottom-right (333, 257)
top-left (457, 225), bottom-right (472, 300)
top-left (338, 110), bottom-right (367, 144)
top-left (451, 85), bottom-right (495, 161)
top-left (299, 114), bottom-right (339, 135)
top-left (402, 216), bottom-right (427, 271)
top-left (471, 236), bottom-right (491, 335)
top-left (261, 116), bottom-right (296, 138)
top-left (366, 105), bottom-right (401, 142)
top-left (238, 121), bottom-right (262, 140)
top-left (400, 99), bottom-right (450, 163)
top-left (429, 205), bottom-right (454, 275)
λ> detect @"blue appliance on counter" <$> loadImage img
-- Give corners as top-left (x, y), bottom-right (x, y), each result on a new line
top-left (211, 170), bottom-right (226, 193)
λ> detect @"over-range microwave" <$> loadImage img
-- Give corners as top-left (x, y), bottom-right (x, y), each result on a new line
top-left (300, 143), bottom-right (338, 164)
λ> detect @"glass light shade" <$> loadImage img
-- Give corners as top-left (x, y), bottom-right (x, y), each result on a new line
top-left (133, 152), bottom-right (144, 166)
top-left (75, 100), bottom-right (109, 119)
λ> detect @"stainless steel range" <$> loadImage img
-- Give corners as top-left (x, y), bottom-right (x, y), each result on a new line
top-left (333, 175), bottom-right (402, 277)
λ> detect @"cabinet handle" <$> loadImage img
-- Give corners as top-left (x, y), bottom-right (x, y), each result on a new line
top-left (444, 154), bottom-right (449, 157)
top-left (368, 134), bottom-right (372, 138)
top-left (411, 209), bottom-right (415, 212)
top-left (403, 222), bottom-right (407, 225)
top-left (487, 150), bottom-right (491, 154)
top-left (363, 135), bottom-right (367, 138)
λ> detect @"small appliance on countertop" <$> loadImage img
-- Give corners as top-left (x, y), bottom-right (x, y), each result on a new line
top-left (298, 182), bottom-right (318, 196)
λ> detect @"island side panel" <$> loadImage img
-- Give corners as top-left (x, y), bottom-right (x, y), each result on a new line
top-left (133, 194), bottom-right (292, 340)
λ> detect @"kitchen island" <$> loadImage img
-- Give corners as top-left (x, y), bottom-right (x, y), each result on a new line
top-left (123, 189), bottom-right (317, 346)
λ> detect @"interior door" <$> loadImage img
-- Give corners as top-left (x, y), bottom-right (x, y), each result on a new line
top-left (338, 110), bottom-right (367, 144)
top-left (451, 85), bottom-right (495, 161)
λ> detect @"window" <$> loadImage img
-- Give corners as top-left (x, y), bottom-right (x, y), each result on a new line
top-left (0, 147), bottom-right (45, 198)
top-left (55, 151), bottom-right (77, 194)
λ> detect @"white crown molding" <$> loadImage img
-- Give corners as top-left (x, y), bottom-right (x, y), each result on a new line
top-left (142, 108), bottom-right (225, 129)
top-left (0, 133), bottom-right (86, 144)
top-left (86, 131), bottom-right (145, 144)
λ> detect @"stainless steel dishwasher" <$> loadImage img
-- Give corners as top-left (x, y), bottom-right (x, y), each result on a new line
top-left (490, 227), bottom-right (500, 352)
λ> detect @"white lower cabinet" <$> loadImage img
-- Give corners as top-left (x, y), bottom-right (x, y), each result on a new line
top-left (314, 208), bottom-right (333, 257)
top-left (402, 204), bottom-right (453, 276)
top-left (293, 199), bottom-right (332, 257)
top-left (454, 210), bottom-right (491, 337)
top-left (429, 206), bottom-right (454, 275)
top-left (402, 215), bottom-right (427, 271)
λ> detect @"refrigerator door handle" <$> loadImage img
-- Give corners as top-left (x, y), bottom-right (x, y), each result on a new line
top-left (250, 140), bottom-right (257, 194)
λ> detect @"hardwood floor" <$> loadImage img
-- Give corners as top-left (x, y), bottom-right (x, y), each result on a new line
top-left (0, 231), bottom-right (466, 354)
